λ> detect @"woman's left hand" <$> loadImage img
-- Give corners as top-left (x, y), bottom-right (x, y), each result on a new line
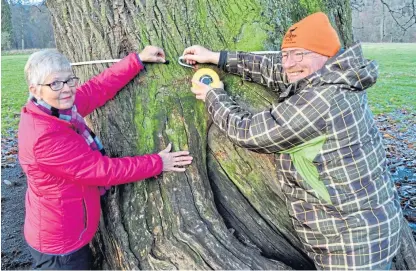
top-left (191, 80), bottom-right (224, 102)
top-left (139, 45), bottom-right (166, 63)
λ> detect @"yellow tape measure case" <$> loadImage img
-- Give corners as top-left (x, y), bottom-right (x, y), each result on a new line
top-left (192, 68), bottom-right (221, 88)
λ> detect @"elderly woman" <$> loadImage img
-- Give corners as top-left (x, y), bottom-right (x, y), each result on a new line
top-left (18, 46), bottom-right (193, 270)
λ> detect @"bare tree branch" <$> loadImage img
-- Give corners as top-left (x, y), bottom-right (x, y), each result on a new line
top-left (351, 0), bottom-right (365, 12)
top-left (379, 0), bottom-right (416, 32)
top-left (32, 0), bottom-right (46, 12)
top-left (32, 5), bottom-right (42, 12)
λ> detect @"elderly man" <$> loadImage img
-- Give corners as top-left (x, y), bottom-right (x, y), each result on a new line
top-left (183, 12), bottom-right (402, 270)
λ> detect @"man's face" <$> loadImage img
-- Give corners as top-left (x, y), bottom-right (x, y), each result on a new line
top-left (282, 47), bottom-right (329, 83)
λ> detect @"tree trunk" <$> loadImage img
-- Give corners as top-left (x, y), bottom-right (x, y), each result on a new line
top-left (46, 0), bottom-right (415, 269)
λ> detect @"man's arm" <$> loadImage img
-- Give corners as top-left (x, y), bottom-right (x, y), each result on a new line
top-left (205, 87), bottom-right (332, 153)
top-left (219, 51), bottom-right (286, 91)
top-left (182, 45), bottom-right (286, 92)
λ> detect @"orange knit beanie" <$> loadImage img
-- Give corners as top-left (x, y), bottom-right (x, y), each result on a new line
top-left (281, 12), bottom-right (341, 57)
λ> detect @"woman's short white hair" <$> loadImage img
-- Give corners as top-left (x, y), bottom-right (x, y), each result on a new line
top-left (24, 49), bottom-right (72, 89)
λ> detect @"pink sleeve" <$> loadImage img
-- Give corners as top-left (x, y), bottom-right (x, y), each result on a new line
top-left (74, 53), bottom-right (144, 117)
top-left (34, 129), bottom-right (163, 186)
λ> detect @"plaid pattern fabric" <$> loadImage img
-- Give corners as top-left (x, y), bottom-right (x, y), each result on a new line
top-left (206, 43), bottom-right (402, 270)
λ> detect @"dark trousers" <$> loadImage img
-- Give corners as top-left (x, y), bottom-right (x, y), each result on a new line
top-left (28, 244), bottom-right (92, 270)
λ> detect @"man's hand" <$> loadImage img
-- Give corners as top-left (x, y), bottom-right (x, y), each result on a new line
top-left (139, 45), bottom-right (166, 63)
top-left (158, 143), bottom-right (193, 172)
top-left (182, 45), bottom-right (220, 65)
top-left (191, 80), bottom-right (224, 102)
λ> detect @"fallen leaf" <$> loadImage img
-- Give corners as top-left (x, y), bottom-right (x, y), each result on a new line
top-left (383, 133), bottom-right (395, 139)
top-left (3, 180), bottom-right (14, 186)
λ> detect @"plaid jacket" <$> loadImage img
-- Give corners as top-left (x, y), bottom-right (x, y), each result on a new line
top-left (206, 43), bottom-right (402, 270)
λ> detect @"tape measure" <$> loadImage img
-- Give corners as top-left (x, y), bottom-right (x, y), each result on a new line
top-left (191, 68), bottom-right (221, 88)
top-left (178, 56), bottom-right (221, 88)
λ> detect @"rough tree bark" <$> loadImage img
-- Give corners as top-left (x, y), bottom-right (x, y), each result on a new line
top-left (46, 0), bottom-right (415, 269)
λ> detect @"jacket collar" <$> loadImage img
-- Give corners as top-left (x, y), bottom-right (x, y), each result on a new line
top-left (23, 101), bottom-right (71, 126)
top-left (277, 42), bottom-right (377, 101)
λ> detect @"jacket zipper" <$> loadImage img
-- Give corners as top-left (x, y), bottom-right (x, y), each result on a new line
top-left (82, 198), bottom-right (87, 229)
top-left (79, 198), bottom-right (88, 240)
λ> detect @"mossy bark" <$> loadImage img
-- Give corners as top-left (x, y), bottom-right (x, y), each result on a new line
top-left (45, 0), bottom-right (415, 269)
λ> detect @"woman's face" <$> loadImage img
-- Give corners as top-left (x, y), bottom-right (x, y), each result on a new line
top-left (32, 72), bottom-right (77, 109)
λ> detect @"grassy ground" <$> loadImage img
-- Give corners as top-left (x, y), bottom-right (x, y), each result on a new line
top-left (1, 43), bottom-right (415, 134)
top-left (1, 54), bottom-right (31, 134)
top-left (362, 43), bottom-right (416, 115)
top-left (1, 48), bottom-right (46, 56)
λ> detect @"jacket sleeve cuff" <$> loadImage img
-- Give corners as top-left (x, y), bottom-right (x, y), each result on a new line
top-left (133, 53), bottom-right (146, 72)
top-left (152, 153), bottom-right (164, 176)
top-left (217, 51), bottom-right (228, 71)
top-left (206, 87), bottom-right (226, 106)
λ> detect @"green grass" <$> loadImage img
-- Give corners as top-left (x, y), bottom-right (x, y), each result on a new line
top-left (1, 48), bottom-right (45, 56)
top-left (362, 43), bottom-right (416, 115)
top-left (1, 54), bottom-right (30, 135)
top-left (1, 44), bottom-right (415, 134)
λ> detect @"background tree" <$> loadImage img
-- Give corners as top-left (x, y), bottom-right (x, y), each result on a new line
top-left (352, 0), bottom-right (416, 42)
top-left (45, 0), bottom-right (416, 269)
top-left (380, 0), bottom-right (416, 32)
top-left (7, 0), bottom-right (55, 49)
top-left (1, 0), bottom-right (13, 50)
top-left (25, 4), bottom-right (56, 48)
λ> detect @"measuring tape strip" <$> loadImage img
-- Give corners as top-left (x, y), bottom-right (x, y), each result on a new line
top-left (71, 59), bottom-right (170, 66)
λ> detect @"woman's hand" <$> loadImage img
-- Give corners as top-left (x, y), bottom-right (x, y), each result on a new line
top-left (182, 45), bottom-right (220, 65)
top-left (139, 45), bottom-right (166, 63)
top-left (158, 143), bottom-right (193, 172)
top-left (191, 80), bottom-right (224, 102)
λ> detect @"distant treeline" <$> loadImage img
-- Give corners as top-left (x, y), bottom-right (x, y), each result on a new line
top-left (1, 0), bottom-right (415, 52)
top-left (1, 0), bottom-right (55, 50)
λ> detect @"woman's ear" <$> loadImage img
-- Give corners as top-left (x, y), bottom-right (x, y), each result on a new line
top-left (29, 85), bottom-right (41, 100)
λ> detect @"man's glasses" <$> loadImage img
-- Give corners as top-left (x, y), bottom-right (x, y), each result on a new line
top-left (39, 77), bottom-right (79, 91)
top-left (281, 51), bottom-right (313, 63)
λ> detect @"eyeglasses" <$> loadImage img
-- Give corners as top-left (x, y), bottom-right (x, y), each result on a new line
top-left (39, 77), bottom-right (79, 91)
top-left (281, 51), bottom-right (313, 63)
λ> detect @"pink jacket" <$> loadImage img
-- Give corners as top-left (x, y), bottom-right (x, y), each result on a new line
top-left (18, 53), bottom-right (163, 254)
